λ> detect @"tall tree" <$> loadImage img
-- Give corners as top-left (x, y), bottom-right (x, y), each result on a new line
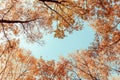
top-left (65, 33), bottom-right (120, 80)
top-left (0, 40), bottom-right (71, 80)
top-left (0, 40), bottom-right (39, 80)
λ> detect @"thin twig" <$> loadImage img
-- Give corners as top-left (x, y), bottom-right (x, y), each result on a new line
top-left (42, 1), bottom-right (71, 27)
top-left (1, 5), bottom-right (14, 47)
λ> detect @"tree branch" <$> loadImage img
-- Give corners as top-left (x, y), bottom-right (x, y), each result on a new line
top-left (42, 1), bottom-right (71, 27)
top-left (39, 0), bottom-right (66, 4)
top-left (0, 18), bottom-right (42, 24)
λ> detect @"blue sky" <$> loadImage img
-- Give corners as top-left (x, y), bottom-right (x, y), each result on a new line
top-left (20, 23), bottom-right (95, 60)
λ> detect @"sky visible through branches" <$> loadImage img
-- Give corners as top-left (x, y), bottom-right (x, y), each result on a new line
top-left (20, 22), bottom-right (95, 60)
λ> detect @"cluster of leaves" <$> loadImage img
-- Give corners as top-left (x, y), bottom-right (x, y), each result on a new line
top-left (0, 40), bottom-right (71, 80)
top-left (0, 0), bottom-right (120, 80)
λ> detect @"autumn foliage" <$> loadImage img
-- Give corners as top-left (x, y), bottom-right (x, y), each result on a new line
top-left (0, 0), bottom-right (120, 80)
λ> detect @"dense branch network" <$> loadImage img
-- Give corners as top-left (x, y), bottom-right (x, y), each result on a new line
top-left (0, 0), bottom-right (120, 80)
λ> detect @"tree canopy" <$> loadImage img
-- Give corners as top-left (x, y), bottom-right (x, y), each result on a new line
top-left (0, 0), bottom-right (120, 80)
